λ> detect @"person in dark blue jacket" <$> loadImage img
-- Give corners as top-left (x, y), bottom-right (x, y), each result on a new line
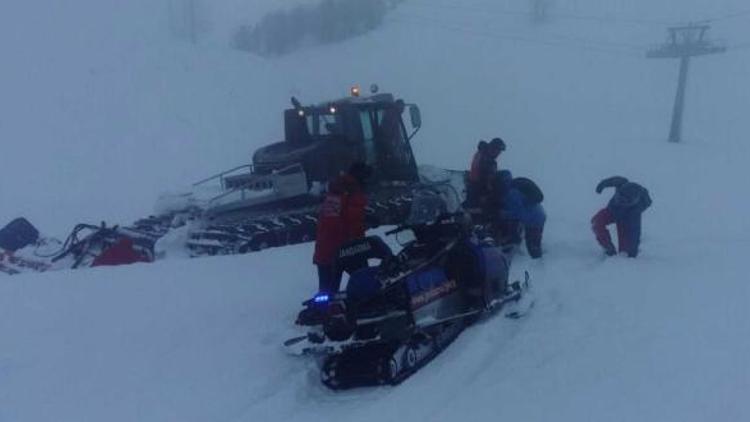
top-left (592, 176), bottom-right (652, 258)
top-left (494, 170), bottom-right (546, 258)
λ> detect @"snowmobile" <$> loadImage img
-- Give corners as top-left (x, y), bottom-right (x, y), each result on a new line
top-left (0, 218), bottom-right (155, 275)
top-left (285, 185), bottom-right (532, 389)
top-left (47, 223), bottom-right (156, 269)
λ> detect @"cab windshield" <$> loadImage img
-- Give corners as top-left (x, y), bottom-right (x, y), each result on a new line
top-left (306, 111), bottom-right (343, 137)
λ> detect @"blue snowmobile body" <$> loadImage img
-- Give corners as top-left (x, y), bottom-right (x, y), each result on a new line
top-left (287, 189), bottom-right (528, 389)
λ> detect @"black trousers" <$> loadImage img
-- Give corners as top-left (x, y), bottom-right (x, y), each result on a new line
top-left (525, 225), bottom-right (543, 259)
top-left (317, 264), bottom-right (344, 294)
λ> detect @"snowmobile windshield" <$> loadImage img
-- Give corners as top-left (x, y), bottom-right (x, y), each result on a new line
top-left (406, 185), bottom-right (461, 226)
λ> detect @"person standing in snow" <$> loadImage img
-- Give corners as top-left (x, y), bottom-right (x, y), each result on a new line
top-left (592, 176), bottom-right (652, 258)
top-left (465, 137), bottom-right (506, 211)
top-left (312, 162), bottom-right (371, 293)
top-left (493, 170), bottom-right (546, 258)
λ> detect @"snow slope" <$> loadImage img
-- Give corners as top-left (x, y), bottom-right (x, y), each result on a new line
top-left (1, 0), bottom-right (749, 420)
top-left (2, 235), bottom-right (748, 421)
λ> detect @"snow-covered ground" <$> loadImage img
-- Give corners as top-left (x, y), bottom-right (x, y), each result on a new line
top-left (1, 0), bottom-right (749, 420)
top-left (3, 235), bottom-right (749, 421)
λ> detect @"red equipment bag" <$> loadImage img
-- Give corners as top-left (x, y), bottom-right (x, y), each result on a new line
top-left (91, 237), bottom-right (152, 267)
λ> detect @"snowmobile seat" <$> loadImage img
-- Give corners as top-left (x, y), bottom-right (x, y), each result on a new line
top-left (338, 237), bottom-right (394, 303)
top-left (0, 218), bottom-right (39, 252)
top-left (444, 241), bottom-right (508, 309)
top-left (445, 242), bottom-right (484, 293)
top-left (345, 266), bottom-right (382, 303)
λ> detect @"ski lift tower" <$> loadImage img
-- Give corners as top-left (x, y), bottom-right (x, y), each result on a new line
top-left (647, 23), bottom-right (726, 143)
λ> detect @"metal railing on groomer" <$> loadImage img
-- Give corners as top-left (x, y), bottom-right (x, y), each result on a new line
top-left (192, 165), bottom-right (255, 190)
top-left (206, 163), bottom-right (305, 205)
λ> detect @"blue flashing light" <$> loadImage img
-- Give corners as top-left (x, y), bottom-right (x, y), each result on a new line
top-left (313, 294), bottom-right (330, 304)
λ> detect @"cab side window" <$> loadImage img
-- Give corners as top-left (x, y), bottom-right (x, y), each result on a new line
top-left (359, 110), bottom-right (377, 165)
top-left (376, 106), bottom-right (412, 167)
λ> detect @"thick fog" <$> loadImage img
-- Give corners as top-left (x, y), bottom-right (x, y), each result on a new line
top-left (0, 0), bottom-right (747, 234)
top-left (1, 1), bottom-right (749, 421)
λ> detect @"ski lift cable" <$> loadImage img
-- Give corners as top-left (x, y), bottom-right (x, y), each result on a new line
top-left (392, 16), bottom-right (643, 57)
top-left (389, 14), bottom-right (645, 57)
top-left (405, 1), bottom-right (750, 28)
top-left (393, 11), bottom-right (646, 49)
top-left (403, 1), bottom-right (675, 27)
top-left (728, 42), bottom-right (750, 51)
top-left (706, 9), bottom-right (750, 23)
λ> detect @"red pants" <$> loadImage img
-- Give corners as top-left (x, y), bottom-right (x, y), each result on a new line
top-left (591, 208), bottom-right (625, 254)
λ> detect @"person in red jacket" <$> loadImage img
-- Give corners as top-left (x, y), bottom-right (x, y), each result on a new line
top-left (313, 162), bottom-right (371, 293)
top-left (466, 137), bottom-right (506, 209)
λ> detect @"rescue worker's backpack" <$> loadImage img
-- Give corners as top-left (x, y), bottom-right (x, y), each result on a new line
top-left (0, 218), bottom-right (40, 252)
top-left (511, 177), bottom-right (544, 205)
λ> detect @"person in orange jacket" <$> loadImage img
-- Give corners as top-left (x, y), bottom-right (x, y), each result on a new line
top-left (313, 162), bottom-right (371, 293)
